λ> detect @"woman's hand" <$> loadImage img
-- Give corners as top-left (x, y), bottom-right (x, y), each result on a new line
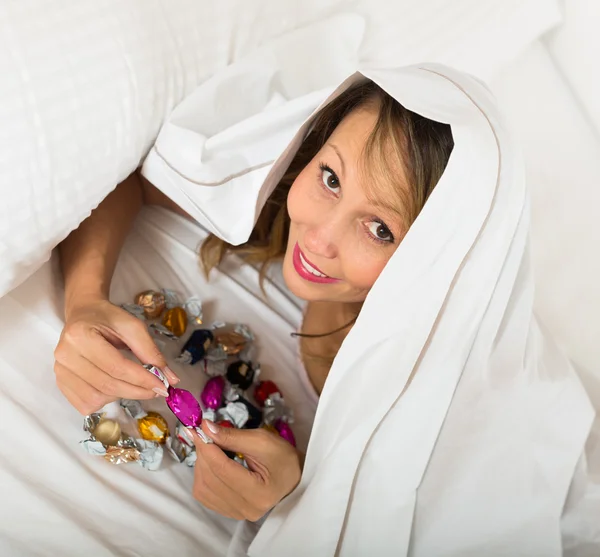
top-left (192, 421), bottom-right (302, 521)
top-left (54, 296), bottom-right (179, 415)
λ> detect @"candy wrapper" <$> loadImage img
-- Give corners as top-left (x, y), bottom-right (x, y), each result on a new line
top-left (200, 376), bottom-right (226, 410)
top-left (165, 436), bottom-right (188, 463)
top-left (168, 424), bottom-right (197, 466)
top-left (274, 419), bottom-right (296, 447)
top-left (262, 392), bottom-right (294, 426)
top-left (134, 290), bottom-right (166, 319)
top-left (254, 381), bottom-right (296, 446)
top-left (178, 329), bottom-right (214, 364)
top-left (80, 413), bottom-right (164, 471)
top-left (125, 290), bottom-right (204, 340)
top-left (120, 399), bottom-right (169, 444)
top-left (162, 306), bottom-right (188, 337)
top-left (80, 287), bottom-right (300, 472)
top-left (209, 324), bottom-right (256, 361)
top-left (226, 360), bottom-right (256, 390)
top-left (141, 365), bottom-right (212, 445)
top-left (254, 380), bottom-right (280, 407)
top-left (200, 359), bottom-right (228, 378)
top-left (216, 397), bottom-right (263, 429)
top-left (184, 296), bottom-right (204, 325)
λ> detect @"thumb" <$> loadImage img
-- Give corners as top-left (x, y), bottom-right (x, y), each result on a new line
top-left (118, 315), bottom-right (180, 385)
top-left (201, 420), bottom-right (268, 456)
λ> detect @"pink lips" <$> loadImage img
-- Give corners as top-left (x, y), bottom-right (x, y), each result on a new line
top-left (292, 243), bottom-right (340, 284)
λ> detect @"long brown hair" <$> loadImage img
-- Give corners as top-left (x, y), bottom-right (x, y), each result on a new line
top-left (199, 80), bottom-right (453, 283)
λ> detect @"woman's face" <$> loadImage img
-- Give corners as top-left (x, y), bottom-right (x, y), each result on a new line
top-left (282, 104), bottom-right (407, 304)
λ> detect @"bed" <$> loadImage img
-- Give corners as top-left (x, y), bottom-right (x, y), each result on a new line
top-left (0, 1), bottom-right (598, 555)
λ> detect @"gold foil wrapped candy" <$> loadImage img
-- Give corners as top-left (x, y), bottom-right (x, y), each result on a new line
top-left (161, 307), bottom-right (188, 337)
top-left (92, 419), bottom-right (122, 446)
top-left (135, 290), bottom-right (166, 319)
top-left (214, 332), bottom-right (247, 355)
top-left (104, 445), bottom-right (140, 465)
top-left (120, 400), bottom-right (170, 444)
top-left (138, 412), bottom-right (169, 444)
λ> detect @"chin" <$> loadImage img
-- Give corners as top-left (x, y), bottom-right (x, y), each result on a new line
top-left (282, 256), bottom-right (312, 301)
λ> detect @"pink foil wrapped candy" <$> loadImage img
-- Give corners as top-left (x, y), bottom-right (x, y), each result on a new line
top-left (200, 376), bottom-right (226, 410)
top-left (274, 419), bottom-right (296, 447)
top-left (166, 387), bottom-right (203, 428)
top-left (142, 365), bottom-right (211, 444)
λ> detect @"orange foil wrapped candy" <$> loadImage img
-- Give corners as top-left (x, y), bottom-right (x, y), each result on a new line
top-left (120, 400), bottom-right (170, 444)
top-left (138, 412), bottom-right (169, 444)
top-left (135, 290), bottom-right (166, 319)
top-left (162, 307), bottom-right (188, 337)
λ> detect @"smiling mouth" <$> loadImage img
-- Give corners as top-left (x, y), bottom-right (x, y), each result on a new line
top-left (292, 243), bottom-right (340, 284)
top-left (299, 250), bottom-right (328, 278)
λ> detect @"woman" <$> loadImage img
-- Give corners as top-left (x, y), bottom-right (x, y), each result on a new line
top-left (54, 63), bottom-right (596, 556)
top-left (57, 77), bottom-right (452, 512)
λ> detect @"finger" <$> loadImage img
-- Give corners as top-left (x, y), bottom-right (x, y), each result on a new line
top-left (57, 323), bottom-right (168, 393)
top-left (79, 333), bottom-right (169, 394)
top-left (109, 314), bottom-right (180, 384)
top-left (200, 420), bottom-right (279, 459)
top-left (55, 363), bottom-right (112, 415)
top-left (194, 447), bottom-right (252, 520)
top-left (193, 430), bottom-right (260, 494)
top-left (57, 377), bottom-right (92, 415)
top-left (60, 349), bottom-right (162, 400)
top-left (193, 463), bottom-right (246, 520)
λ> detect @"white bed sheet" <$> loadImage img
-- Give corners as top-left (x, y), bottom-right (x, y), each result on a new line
top-left (0, 207), bottom-right (317, 557)
top-left (544, 0), bottom-right (600, 138)
top-left (1, 35), bottom-right (599, 557)
top-left (490, 40), bottom-right (600, 378)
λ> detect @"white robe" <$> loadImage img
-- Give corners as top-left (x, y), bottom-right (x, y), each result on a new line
top-left (142, 22), bottom-right (600, 557)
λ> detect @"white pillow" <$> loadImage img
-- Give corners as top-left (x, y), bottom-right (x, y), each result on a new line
top-left (545, 0), bottom-right (600, 136)
top-left (0, 0), bottom-right (561, 298)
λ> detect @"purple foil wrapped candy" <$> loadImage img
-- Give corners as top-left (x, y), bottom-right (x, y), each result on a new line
top-left (142, 362), bottom-right (213, 444)
top-left (166, 387), bottom-right (202, 428)
top-left (274, 419), bottom-right (296, 447)
top-left (200, 376), bottom-right (226, 410)
top-left (165, 386), bottom-right (212, 445)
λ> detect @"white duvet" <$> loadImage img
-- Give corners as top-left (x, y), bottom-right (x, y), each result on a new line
top-left (0, 207), bottom-right (315, 556)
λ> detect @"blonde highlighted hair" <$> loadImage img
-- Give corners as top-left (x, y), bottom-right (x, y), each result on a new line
top-left (200, 79), bottom-right (454, 281)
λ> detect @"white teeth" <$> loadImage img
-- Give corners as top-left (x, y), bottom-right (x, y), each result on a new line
top-left (299, 252), bottom-right (328, 278)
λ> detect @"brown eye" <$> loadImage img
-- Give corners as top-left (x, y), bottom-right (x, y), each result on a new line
top-left (366, 221), bottom-right (394, 243)
top-left (321, 167), bottom-right (340, 192)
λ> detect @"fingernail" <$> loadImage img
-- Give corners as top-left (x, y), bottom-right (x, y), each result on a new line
top-left (153, 387), bottom-right (169, 397)
top-left (205, 420), bottom-right (218, 435)
top-left (163, 366), bottom-right (180, 385)
top-left (192, 427), bottom-right (213, 444)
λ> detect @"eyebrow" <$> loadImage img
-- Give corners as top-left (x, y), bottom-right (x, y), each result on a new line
top-left (372, 199), bottom-right (404, 218)
top-left (328, 143), bottom-right (346, 178)
top-left (327, 142), bottom-right (404, 219)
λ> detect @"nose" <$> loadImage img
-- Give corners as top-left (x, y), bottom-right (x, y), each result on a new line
top-left (303, 221), bottom-right (339, 260)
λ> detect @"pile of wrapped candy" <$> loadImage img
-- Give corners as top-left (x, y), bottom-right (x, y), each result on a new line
top-left (80, 289), bottom-right (296, 471)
